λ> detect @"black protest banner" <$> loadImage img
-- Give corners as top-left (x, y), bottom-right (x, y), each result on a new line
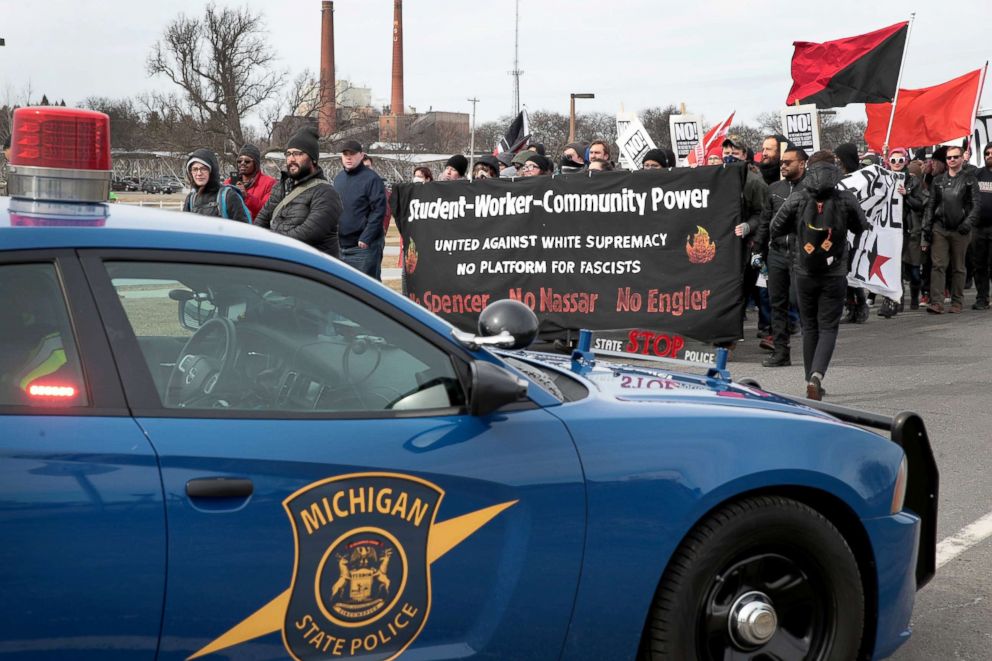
top-left (392, 166), bottom-right (746, 344)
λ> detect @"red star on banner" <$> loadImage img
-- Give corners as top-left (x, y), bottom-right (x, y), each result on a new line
top-left (869, 254), bottom-right (891, 285)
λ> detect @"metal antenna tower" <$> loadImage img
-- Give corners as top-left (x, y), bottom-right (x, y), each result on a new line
top-left (509, 0), bottom-right (523, 115)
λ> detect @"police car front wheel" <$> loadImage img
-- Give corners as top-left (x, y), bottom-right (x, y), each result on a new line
top-left (639, 495), bottom-right (864, 661)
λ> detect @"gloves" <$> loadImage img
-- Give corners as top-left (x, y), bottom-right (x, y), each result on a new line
top-left (958, 222), bottom-right (972, 235)
top-left (735, 222), bottom-right (751, 237)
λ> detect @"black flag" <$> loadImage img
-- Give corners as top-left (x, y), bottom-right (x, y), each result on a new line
top-left (497, 109), bottom-right (530, 155)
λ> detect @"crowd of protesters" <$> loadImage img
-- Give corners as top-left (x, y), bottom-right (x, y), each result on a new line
top-left (88, 123), bottom-right (988, 401)
top-left (400, 134), bottom-right (989, 400)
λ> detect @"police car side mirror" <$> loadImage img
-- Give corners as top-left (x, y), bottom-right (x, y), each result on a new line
top-left (469, 361), bottom-right (529, 416)
top-left (171, 290), bottom-right (216, 331)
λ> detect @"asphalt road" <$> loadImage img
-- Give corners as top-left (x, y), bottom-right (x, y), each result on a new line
top-left (730, 291), bottom-right (992, 660)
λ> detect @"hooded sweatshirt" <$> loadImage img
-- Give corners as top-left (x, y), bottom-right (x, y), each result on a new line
top-left (183, 148), bottom-right (249, 222)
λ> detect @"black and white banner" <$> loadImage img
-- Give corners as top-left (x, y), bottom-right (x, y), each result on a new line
top-left (840, 164), bottom-right (903, 300)
top-left (392, 166), bottom-right (747, 344)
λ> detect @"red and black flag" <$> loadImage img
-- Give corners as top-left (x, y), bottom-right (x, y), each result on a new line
top-left (786, 22), bottom-right (908, 108)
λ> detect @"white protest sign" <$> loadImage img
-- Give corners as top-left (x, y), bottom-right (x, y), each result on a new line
top-left (839, 165), bottom-right (903, 301)
top-left (781, 104), bottom-right (820, 154)
top-left (969, 109), bottom-right (991, 167)
top-left (668, 114), bottom-right (703, 165)
top-left (617, 117), bottom-right (657, 170)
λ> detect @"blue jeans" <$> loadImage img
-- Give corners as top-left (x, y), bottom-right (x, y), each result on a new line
top-left (340, 237), bottom-right (384, 281)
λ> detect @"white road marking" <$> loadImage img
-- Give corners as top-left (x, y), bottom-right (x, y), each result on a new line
top-left (936, 511), bottom-right (992, 568)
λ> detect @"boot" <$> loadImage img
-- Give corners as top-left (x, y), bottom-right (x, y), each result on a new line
top-left (910, 285), bottom-right (920, 310)
top-left (762, 351), bottom-right (791, 367)
top-left (878, 298), bottom-right (894, 318)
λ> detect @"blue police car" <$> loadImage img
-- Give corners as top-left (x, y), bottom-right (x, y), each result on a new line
top-left (1, 107), bottom-right (936, 660)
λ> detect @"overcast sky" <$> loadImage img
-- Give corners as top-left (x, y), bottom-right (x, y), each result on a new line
top-left (2, 0), bottom-right (989, 133)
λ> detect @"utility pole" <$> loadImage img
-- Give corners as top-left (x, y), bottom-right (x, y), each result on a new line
top-left (468, 97), bottom-right (479, 175)
top-left (509, 0), bottom-right (523, 116)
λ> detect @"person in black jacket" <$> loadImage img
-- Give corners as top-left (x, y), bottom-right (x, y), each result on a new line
top-left (974, 144), bottom-right (992, 310)
top-left (255, 127), bottom-right (342, 259)
top-left (753, 144), bottom-right (808, 367)
top-left (921, 144), bottom-right (981, 314)
top-left (182, 148), bottom-right (249, 222)
top-left (770, 156), bottom-right (869, 400)
top-left (334, 140), bottom-right (387, 280)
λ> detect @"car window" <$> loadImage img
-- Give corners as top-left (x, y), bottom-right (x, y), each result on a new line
top-left (104, 262), bottom-right (465, 414)
top-left (0, 263), bottom-right (88, 407)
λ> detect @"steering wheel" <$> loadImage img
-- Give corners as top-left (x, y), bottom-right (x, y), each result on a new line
top-left (165, 317), bottom-right (237, 407)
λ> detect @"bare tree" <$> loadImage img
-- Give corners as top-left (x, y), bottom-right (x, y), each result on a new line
top-left (640, 105), bottom-right (679, 152)
top-left (147, 3), bottom-right (284, 154)
top-left (755, 111), bottom-right (784, 136)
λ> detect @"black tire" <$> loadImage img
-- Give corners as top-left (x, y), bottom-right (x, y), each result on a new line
top-left (641, 495), bottom-right (864, 661)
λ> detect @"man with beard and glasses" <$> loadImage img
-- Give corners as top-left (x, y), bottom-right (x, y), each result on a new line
top-left (753, 144), bottom-right (808, 367)
top-left (922, 145), bottom-right (981, 314)
top-left (255, 127), bottom-right (342, 259)
top-left (223, 143), bottom-right (276, 221)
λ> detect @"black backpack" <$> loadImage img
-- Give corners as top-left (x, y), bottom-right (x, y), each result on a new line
top-left (797, 195), bottom-right (846, 273)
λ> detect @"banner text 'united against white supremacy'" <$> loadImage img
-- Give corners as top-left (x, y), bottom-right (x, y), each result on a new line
top-left (406, 187), bottom-right (712, 221)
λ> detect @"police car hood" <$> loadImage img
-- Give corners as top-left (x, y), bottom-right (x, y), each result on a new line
top-left (510, 350), bottom-right (823, 415)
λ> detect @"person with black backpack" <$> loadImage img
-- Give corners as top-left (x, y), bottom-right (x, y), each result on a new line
top-left (770, 153), bottom-right (870, 401)
top-left (182, 149), bottom-right (250, 222)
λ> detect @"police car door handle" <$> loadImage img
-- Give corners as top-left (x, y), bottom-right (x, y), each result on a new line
top-left (186, 477), bottom-right (254, 499)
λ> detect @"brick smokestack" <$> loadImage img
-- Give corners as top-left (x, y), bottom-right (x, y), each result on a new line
top-left (318, 1), bottom-right (336, 137)
top-left (390, 0), bottom-right (404, 115)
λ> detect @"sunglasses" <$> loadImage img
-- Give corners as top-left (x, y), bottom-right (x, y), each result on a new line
top-left (236, 158), bottom-right (253, 164)
top-left (946, 155), bottom-right (962, 160)
top-left (889, 157), bottom-right (905, 164)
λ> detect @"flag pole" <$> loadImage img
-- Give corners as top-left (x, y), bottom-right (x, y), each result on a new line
top-left (968, 61), bottom-right (988, 159)
top-left (882, 14), bottom-right (916, 157)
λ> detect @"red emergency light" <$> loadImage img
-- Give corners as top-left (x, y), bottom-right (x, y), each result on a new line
top-left (10, 107), bottom-right (111, 170)
top-left (27, 383), bottom-right (78, 399)
top-left (7, 106), bottom-right (112, 204)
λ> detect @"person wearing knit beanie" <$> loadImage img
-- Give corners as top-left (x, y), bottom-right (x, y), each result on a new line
top-left (641, 148), bottom-right (671, 169)
top-left (443, 154), bottom-right (468, 180)
top-left (287, 127), bottom-right (320, 166)
top-left (226, 143), bottom-right (277, 219)
top-left (521, 154), bottom-right (552, 176)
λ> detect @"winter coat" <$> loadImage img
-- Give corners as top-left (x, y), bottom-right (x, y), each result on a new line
top-left (333, 163), bottom-right (387, 249)
top-left (224, 172), bottom-right (277, 220)
top-left (975, 167), bottom-right (992, 229)
top-left (741, 166), bottom-right (770, 237)
top-left (254, 166), bottom-right (342, 258)
top-left (901, 173), bottom-right (925, 266)
top-left (182, 148), bottom-right (249, 222)
top-left (755, 174), bottom-right (805, 258)
top-left (769, 162), bottom-right (869, 277)
top-left (923, 169), bottom-right (981, 234)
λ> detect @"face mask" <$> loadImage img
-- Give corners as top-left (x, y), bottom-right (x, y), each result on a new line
top-left (561, 156), bottom-right (581, 167)
top-left (413, 176), bottom-right (426, 183)
top-left (723, 155), bottom-right (740, 164)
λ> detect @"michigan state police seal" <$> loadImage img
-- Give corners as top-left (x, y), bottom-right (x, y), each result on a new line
top-left (282, 472), bottom-right (443, 660)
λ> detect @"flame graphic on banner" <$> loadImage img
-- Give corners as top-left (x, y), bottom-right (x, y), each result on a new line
top-left (686, 226), bottom-right (716, 264)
